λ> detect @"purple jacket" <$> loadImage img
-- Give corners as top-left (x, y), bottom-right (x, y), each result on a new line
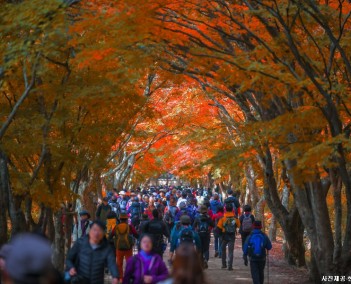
top-left (122, 252), bottom-right (169, 284)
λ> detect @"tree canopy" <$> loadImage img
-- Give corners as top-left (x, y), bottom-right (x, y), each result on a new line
top-left (1, 0), bottom-right (351, 280)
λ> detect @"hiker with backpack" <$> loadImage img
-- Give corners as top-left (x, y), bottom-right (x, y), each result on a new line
top-left (143, 209), bottom-right (170, 258)
top-left (169, 215), bottom-right (201, 265)
top-left (138, 214), bottom-right (150, 235)
top-left (239, 205), bottom-right (255, 247)
top-left (96, 197), bottom-right (112, 225)
top-left (243, 221), bottom-right (272, 284)
top-left (123, 234), bottom-right (169, 284)
top-left (163, 197), bottom-right (179, 232)
top-left (224, 189), bottom-right (241, 216)
top-left (210, 192), bottom-right (222, 214)
top-left (212, 205), bottom-right (224, 258)
top-left (117, 191), bottom-right (129, 214)
top-left (109, 213), bottom-right (139, 282)
top-left (217, 204), bottom-right (240, 271)
top-left (72, 210), bottom-right (92, 244)
top-left (193, 205), bottom-right (214, 269)
top-left (128, 196), bottom-right (143, 231)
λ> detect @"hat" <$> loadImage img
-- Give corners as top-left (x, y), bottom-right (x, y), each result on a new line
top-left (79, 210), bottom-right (91, 219)
top-left (180, 215), bottom-right (191, 225)
top-left (179, 201), bottom-right (187, 209)
top-left (198, 205), bottom-right (208, 214)
top-left (119, 213), bottom-right (128, 220)
top-left (119, 191), bottom-right (126, 195)
top-left (253, 221), bottom-right (262, 229)
top-left (102, 197), bottom-right (109, 202)
top-left (159, 188), bottom-right (166, 193)
top-left (6, 233), bottom-right (52, 284)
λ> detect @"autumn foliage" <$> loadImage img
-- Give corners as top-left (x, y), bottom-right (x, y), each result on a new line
top-left (1, 0), bottom-right (351, 279)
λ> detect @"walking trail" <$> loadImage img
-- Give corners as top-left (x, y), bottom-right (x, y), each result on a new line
top-left (106, 237), bottom-right (312, 284)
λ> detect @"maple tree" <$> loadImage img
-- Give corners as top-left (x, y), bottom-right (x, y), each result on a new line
top-left (2, 0), bottom-right (351, 279)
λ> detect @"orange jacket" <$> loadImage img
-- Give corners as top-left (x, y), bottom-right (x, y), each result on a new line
top-left (217, 212), bottom-right (240, 233)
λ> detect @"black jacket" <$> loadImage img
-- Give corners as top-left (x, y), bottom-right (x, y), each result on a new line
top-left (66, 236), bottom-right (119, 284)
top-left (144, 219), bottom-right (170, 254)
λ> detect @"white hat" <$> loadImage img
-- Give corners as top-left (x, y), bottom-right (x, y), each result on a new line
top-left (119, 191), bottom-right (126, 195)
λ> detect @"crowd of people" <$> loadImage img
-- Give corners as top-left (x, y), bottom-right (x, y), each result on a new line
top-left (0, 186), bottom-right (272, 284)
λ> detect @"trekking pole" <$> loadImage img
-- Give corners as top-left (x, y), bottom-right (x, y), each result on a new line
top-left (267, 250), bottom-right (269, 284)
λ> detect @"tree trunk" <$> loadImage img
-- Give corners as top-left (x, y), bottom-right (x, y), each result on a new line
top-left (268, 215), bottom-right (277, 241)
top-left (8, 192), bottom-right (27, 236)
top-left (0, 150), bottom-right (9, 245)
top-left (53, 210), bottom-right (65, 271)
top-left (286, 159), bottom-right (335, 277)
top-left (330, 170), bottom-right (342, 267)
top-left (262, 149), bottom-right (306, 266)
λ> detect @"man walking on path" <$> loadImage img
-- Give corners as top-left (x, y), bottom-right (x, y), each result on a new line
top-left (193, 205), bottom-right (214, 269)
top-left (109, 213), bottom-right (139, 283)
top-left (217, 204), bottom-right (240, 271)
top-left (144, 209), bottom-right (170, 258)
top-left (239, 205), bottom-right (255, 248)
top-left (224, 189), bottom-right (241, 216)
top-left (72, 210), bottom-right (92, 244)
top-left (96, 197), bottom-right (112, 225)
top-left (243, 221), bottom-right (272, 284)
top-left (66, 220), bottom-right (119, 284)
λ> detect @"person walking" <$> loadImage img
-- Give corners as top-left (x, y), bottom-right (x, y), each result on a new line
top-left (193, 205), bottom-right (214, 269)
top-left (163, 197), bottom-right (179, 232)
top-left (96, 197), bottom-right (112, 224)
top-left (144, 209), bottom-right (170, 258)
top-left (217, 204), bottom-right (240, 271)
top-left (66, 220), bottom-right (119, 284)
top-left (243, 221), bottom-right (272, 284)
top-left (123, 234), bottom-right (169, 284)
top-left (72, 210), bottom-right (92, 244)
top-left (109, 213), bottom-right (139, 283)
top-left (239, 205), bottom-right (255, 247)
top-left (169, 215), bottom-right (201, 264)
top-left (212, 205), bottom-right (224, 258)
top-left (210, 193), bottom-right (222, 214)
top-left (224, 189), bottom-right (241, 216)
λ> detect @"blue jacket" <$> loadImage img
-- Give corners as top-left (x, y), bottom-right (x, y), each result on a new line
top-left (243, 229), bottom-right (272, 261)
top-left (210, 200), bottom-right (222, 214)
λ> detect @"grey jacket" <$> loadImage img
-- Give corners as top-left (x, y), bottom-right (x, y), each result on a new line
top-left (66, 236), bottom-right (119, 283)
top-left (72, 220), bottom-right (92, 242)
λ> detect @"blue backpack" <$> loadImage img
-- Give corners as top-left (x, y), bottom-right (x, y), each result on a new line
top-left (130, 203), bottom-right (141, 219)
top-left (248, 233), bottom-right (266, 258)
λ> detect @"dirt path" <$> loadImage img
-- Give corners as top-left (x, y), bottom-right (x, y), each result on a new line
top-left (106, 237), bottom-right (312, 284)
top-left (204, 239), bottom-right (312, 284)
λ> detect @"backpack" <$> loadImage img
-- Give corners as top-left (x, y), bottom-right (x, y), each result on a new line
top-left (225, 197), bottom-right (237, 212)
top-left (130, 203), bottom-right (141, 219)
top-left (115, 223), bottom-right (133, 250)
top-left (242, 214), bottom-right (253, 233)
top-left (164, 206), bottom-right (176, 224)
top-left (178, 227), bottom-right (195, 246)
top-left (248, 233), bottom-right (266, 258)
top-left (197, 216), bottom-right (210, 236)
top-left (224, 217), bottom-right (236, 235)
top-left (147, 221), bottom-right (163, 235)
